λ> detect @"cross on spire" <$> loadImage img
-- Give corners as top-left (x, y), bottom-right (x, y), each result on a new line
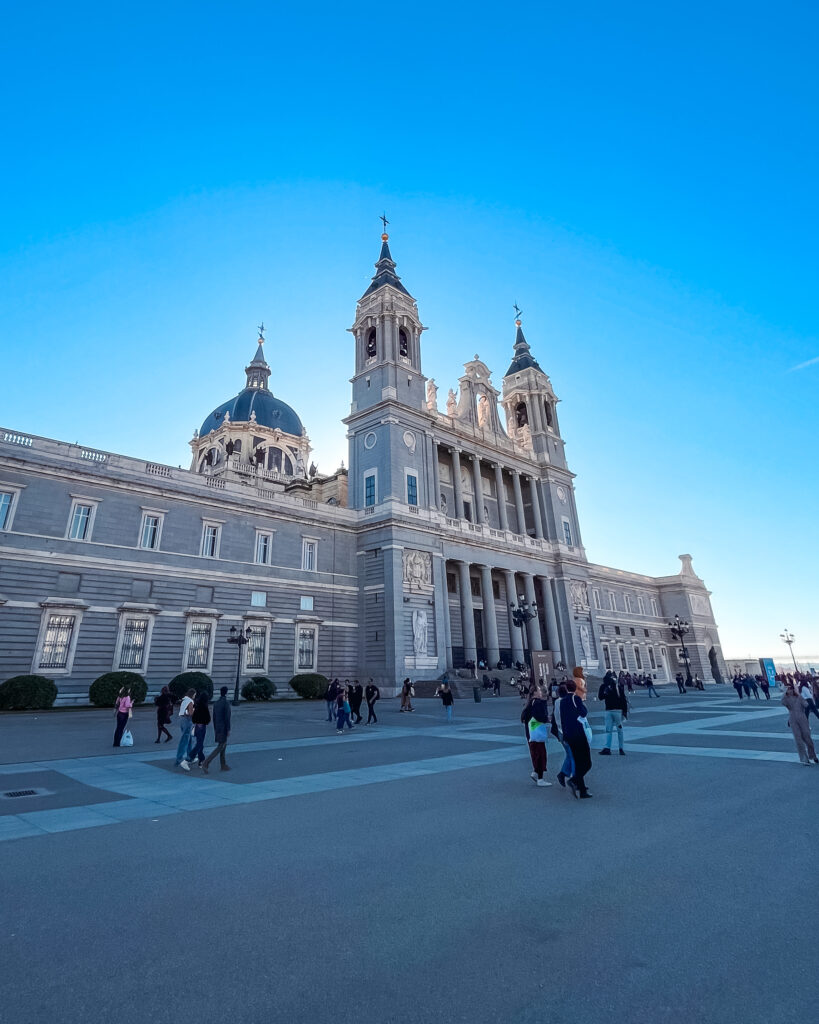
top-left (257, 322), bottom-right (265, 340)
top-left (513, 302), bottom-right (523, 322)
top-left (379, 212), bottom-right (389, 231)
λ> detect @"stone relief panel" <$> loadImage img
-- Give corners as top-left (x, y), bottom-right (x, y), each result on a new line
top-left (403, 549), bottom-right (433, 591)
top-left (570, 580), bottom-right (589, 611)
top-left (690, 593), bottom-right (711, 617)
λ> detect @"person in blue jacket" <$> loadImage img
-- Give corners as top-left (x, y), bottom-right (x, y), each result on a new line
top-left (558, 681), bottom-right (593, 799)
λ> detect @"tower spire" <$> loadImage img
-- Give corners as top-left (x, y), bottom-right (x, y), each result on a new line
top-left (245, 326), bottom-right (271, 390)
top-left (505, 307), bottom-right (542, 376)
top-left (361, 216), bottom-right (411, 297)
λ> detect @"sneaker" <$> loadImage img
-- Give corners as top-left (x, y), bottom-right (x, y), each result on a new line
top-left (536, 779), bottom-right (552, 787)
top-left (201, 763), bottom-right (209, 774)
top-left (568, 778), bottom-right (579, 799)
top-left (580, 791), bottom-right (593, 799)
top-left (619, 749), bottom-right (626, 756)
top-left (599, 748), bottom-right (611, 756)
top-left (179, 761), bottom-right (190, 772)
top-left (557, 772), bottom-right (566, 788)
top-left (530, 771), bottom-right (538, 782)
top-left (221, 765), bottom-right (231, 771)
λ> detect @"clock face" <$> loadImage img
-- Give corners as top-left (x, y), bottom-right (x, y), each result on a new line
top-left (556, 485), bottom-right (568, 504)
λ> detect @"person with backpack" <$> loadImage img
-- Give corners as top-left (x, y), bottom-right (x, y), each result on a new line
top-left (524, 684), bottom-right (552, 787)
top-left (598, 670), bottom-right (627, 756)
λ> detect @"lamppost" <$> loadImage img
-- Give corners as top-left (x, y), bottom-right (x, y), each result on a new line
top-left (780, 629), bottom-right (798, 673)
top-left (510, 593), bottom-right (538, 673)
top-left (668, 614), bottom-right (693, 687)
top-left (226, 625), bottom-right (251, 706)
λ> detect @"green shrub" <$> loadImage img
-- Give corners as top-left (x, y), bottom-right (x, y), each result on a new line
top-left (288, 673), bottom-right (328, 700)
top-left (241, 676), bottom-right (277, 701)
top-left (89, 671), bottom-right (148, 707)
top-left (168, 671), bottom-right (213, 701)
top-left (0, 674), bottom-right (58, 710)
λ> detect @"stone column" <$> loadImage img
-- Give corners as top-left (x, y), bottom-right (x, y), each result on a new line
top-left (457, 560), bottom-right (477, 667)
top-left (441, 559), bottom-right (454, 669)
top-left (511, 471), bottom-right (526, 535)
top-left (528, 475), bottom-right (544, 539)
top-left (493, 463), bottom-right (509, 531)
top-left (450, 448), bottom-right (464, 520)
top-left (503, 569), bottom-right (524, 665)
top-left (471, 455), bottom-right (485, 524)
top-left (522, 573), bottom-right (543, 652)
top-left (537, 575), bottom-right (562, 662)
top-left (431, 440), bottom-right (441, 513)
top-left (479, 564), bottom-right (500, 666)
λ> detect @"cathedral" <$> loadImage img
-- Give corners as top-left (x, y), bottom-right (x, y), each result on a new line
top-left (0, 229), bottom-right (727, 701)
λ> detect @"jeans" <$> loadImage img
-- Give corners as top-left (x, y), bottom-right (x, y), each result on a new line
top-left (647, 684), bottom-right (660, 697)
top-left (445, 704), bottom-right (453, 723)
top-left (188, 723), bottom-right (207, 763)
top-left (326, 699), bottom-right (336, 722)
top-left (560, 740), bottom-right (575, 778)
top-left (204, 739), bottom-right (228, 770)
top-left (176, 718), bottom-right (193, 764)
top-left (366, 701), bottom-right (378, 723)
top-left (113, 711), bottom-right (129, 747)
top-left (604, 710), bottom-right (624, 751)
top-left (337, 710), bottom-right (353, 731)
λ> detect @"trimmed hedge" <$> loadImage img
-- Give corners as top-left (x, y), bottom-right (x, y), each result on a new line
top-left (0, 674), bottom-right (58, 710)
top-left (288, 673), bottom-right (328, 700)
top-left (241, 676), bottom-right (277, 701)
top-left (169, 672), bottom-right (213, 701)
top-left (89, 671), bottom-right (148, 707)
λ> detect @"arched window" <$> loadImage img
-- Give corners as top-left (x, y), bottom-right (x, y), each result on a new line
top-left (515, 402), bottom-right (528, 428)
top-left (544, 402), bottom-right (553, 428)
top-left (366, 328), bottom-right (377, 358)
top-left (399, 328), bottom-right (409, 358)
top-left (284, 455), bottom-right (293, 475)
top-left (268, 447), bottom-right (283, 472)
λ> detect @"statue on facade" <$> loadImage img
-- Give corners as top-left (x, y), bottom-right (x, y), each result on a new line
top-left (412, 609), bottom-right (428, 656)
top-left (403, 549), bottom-right (432, 589)
top-left (477, 393), bottom-right (490, 428)
top-left (579, 623), bottom-right (591, 661)
top-left (446, 389), bottom-right (457, 417)
top-left (295, 452), bottom-right (307, 478)
top-left (426, 378), bottom-right (438, 414)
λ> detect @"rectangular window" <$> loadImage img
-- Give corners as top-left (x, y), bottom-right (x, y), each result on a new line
top-left (470, 576), bottom-right (481, 597)
top-left (648, 647), bottom-right (657, 670)
top-left (593, 589), bottom-right (602, 610)
top-left (406, 474), bottom-right (418, 506)
top-left (302, 539), bottom-right (317, 572)
top-left (609, 592), bottom-right (616, 611)
top-left (492, 580), bottom-right (501, 600)
top-left (618, 645), bottom-right (627, 670)
top-left (300, 596), bottom-right (314, 611)
top-left (447, 572), bottom-right (457, 594)
top-left (562, 519), bottom-right (573, 546)
top-left (200, 523), bottom-right (220, 558)
top-left (624, 593), bottom-right (633, 613)
top-left (634, 646), bottom-right (643, 670)
top-left (364, 474), bottom-right (376, 507)
top-left (614, 626), bottom-right (621, 635)
top-left (637, 595), bottom-right (646, 615)
top-left (297, 626), bottom-right (317, 671)
top-left (246, 626), bottom-right (266, 670)
top-left (187, 622), bottom-right (212, 669)
top-left (603, 645), bottom-right (612, 670)
top-left (69, 503), bottom-right (94, 541)
top-left (119, 618), bottom-right (149, 669)
top-left (251, 591), bottom-right (267, 607)
top-left (0, 491), bottom-right (15, 530)
top-left (255, 531), bottom-right (272, 565)
top-left (140, 514), bottom-right (161, 550)
top-left (39, 614), bottom-right (76, 669)
top-left (463, 500), bottom-right (472, 522)
top-left (644, 629), bottom-right (649, 638)
top-left (630, 627), bottom-right (636, 636)
top-left (651, 598), bottom-right (659, 617)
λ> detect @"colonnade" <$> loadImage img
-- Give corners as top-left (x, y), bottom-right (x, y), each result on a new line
top-left (444, 560), bottom-right (562, 669)
top-left (431, 443), bottom-right (544, 539)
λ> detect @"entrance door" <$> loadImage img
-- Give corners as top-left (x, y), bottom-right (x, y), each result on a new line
top-left (473, 608), bottom-right (486, 666)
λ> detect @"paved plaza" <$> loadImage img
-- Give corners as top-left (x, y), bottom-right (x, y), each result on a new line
top-left (1, 688), bottom-right (815, 1024)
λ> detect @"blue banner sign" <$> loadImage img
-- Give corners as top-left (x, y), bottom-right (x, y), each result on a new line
top-left (759, 658), bottom-right (777, 690)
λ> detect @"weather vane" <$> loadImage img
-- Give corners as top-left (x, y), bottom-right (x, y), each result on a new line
top-left (257, 322), bottom-right (265, 340)
top-left (513, 302), bottom-right (523, 321)
top-left (380, 212), bottom-right (389, 231)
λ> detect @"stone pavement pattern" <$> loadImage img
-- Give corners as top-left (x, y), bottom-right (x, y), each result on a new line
top-left (0, 689), bottom-right (814, 1024)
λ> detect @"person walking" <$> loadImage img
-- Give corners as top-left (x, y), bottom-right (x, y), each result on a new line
top-left (781, 682), bottom-right (818, 766)
top-left (113, 686), bottom-right (133, 747)
top-left (154, 685), bottom-right (173, 743)
top-left (202, 687), bottom-right (232, 773)
top-left (365, 679), bottom-right (380, 724)
top-left (758, 674), bottom-right (771, 700)
top-left (733, 675), bottom-right (744, 700)
top-left (436, 680), bottom-right (455, 724)
top-left (175, 687), bottom-right (196, 770)
top-left (325, 679), bottom-right (340, 722)
top-left (551, 683), bottom-right (574, 787)
top-left (187, 691), bottom-right (211, 767)
top-left (350, 680), bottom-right (364, 724)
top-left (598, 670), bottom-right (627, 756)
top-left (525, 685), bottom-right (552, 787)
top-left (336, 686), bottom-right (354, 733)
top-left (400, 678), bottom-right (415, 712)
top-left (645, 675), bottom-right (660, 698)
top-left (559, 682), bottom-right (593, 799)
top-left (675, 672), bottom-right (686, 695)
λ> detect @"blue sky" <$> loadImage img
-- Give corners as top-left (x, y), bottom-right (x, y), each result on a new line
top-left (1, 1), bottom-right (816, 659)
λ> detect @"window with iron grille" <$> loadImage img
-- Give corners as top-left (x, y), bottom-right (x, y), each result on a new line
top-left (297, 627), bottom-right (316, 670)
top-left (246, 626), bottom-right (266, 670)
top-left (187, 622), bottom-right (212, 669)
top-left (40, 615), bottom-right (76, 669)
top-left (119, 618), bottom-right (148, 669)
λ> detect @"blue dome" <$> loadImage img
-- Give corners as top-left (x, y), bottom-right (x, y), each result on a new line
top-left (200, 387), bottom-right (304, 437)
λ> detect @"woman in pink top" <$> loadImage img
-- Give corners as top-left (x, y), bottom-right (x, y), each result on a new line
top-left (113, 687), bottom-right (133, 747)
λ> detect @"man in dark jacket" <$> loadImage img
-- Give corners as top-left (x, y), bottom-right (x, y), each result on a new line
top-left (598, 670), bottom-right (627, 756)
top-left (350, 680), bottom-right (364, 723)
top-left (558, 683), bottom-right (592, 798)
top-left (365, 679), bottom-right (380, 724)
top-left (202, 686), bottom-right (231, 773)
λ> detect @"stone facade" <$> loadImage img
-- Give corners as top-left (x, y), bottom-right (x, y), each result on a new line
top-left (0, 232), bottom-right (727, 701)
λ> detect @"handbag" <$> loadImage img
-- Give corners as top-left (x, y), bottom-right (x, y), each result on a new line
top-left (528, 720), bottom-right (548, 743)
top-left (574, 695), bottom-right (592, 743)
top-left (410, 686), bottom-right (416, 698)
top-left (121, 729), bottom-right (134, 747)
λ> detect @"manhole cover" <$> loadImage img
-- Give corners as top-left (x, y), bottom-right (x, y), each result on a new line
top-left (1, 788), bottom-right (50, 799)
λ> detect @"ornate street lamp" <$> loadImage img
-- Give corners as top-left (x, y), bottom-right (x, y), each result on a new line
top-left (668, 614), bottom-right (693, 687)
top-left (780, 629), bottom-right (798, 673)
top-left (226, 625), bottom-right (252, 707)
top-left (510, 593), bottom-right (538, 672)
